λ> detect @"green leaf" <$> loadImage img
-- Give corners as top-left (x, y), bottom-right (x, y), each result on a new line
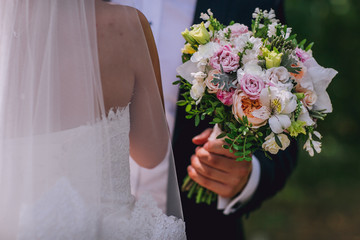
top-left (233, 144), bottom-right (241, 151)
top-left (177, 100), bottom-right (187, 106)
top-left (274, 134), bottom-right (283, 148)
top-left (245, 156), bottom-right (252, 161)
top-left (172, 80), bottom-right (181, 85)
top-left (305, 42), bottom-right (314, 51)
top-left (234, 151), bottom-right (242, 156)
top-left (216, 133), bottom-right (227, 139)
top-left (224, 138), bottom-right (233, 145)
top-left (195, 114), bottom-right (200, 126)
top-left (185, 115), bottom-right (193, 119)
top-left (236, 157), bottom-right (245, 161)
top-left (245, 143), bottom-right (252, 148)
top-left (298, 39), bottom-right (307, 48)
top-left (213, 118), bottom-right (222, 123)
top-left (227, 122), bottom-right (237, 131)
top-left (223, 144), bottom-right (230, 149)
top-left (185, 104), bottom-right (192, 113)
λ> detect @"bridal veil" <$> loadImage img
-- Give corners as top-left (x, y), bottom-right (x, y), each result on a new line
top-left (0, 0), bottom-right (184, 239)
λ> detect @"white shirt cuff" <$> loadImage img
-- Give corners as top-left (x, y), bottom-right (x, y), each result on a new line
top-left (217, 155), bottom-right (261, 215)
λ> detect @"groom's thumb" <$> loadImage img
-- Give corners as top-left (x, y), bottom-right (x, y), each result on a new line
top-left (192, 128), bottom-right (212, 145)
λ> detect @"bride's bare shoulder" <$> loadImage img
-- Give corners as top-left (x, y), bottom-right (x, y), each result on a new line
top-left (95, 2), bottom-right (148, 33)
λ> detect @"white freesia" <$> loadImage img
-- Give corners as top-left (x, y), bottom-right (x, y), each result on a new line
top-left (262, 132), bottom-right (290, 154)
top-left (303, 138), bottom-right (314, 156)
top-left (298, 57), bottom-right (337, 113)
top-left (303, 131), bottom-right (322, 156)
top-left (252, 87), bottom-right (297, 133)
top-left (191, 42), bottom-right (221, 63)
top-left (200, 12), bottom-right (210, 20)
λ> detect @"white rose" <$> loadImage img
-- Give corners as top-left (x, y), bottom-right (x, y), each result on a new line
top-left (266, 67), bottom-right (290, 84)
top-left (262, 132), bottom-right (290, 154)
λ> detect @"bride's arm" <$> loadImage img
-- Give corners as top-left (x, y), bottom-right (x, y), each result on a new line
top-left (129, 10), bottom-right (169, 169)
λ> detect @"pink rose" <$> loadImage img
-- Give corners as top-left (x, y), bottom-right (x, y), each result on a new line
top-left (295, 47), bottom-right (311, 63)
top-left (216, 89), bottom-right (235, 106)
top-left (205, 69), bottom-right (221, 93)
top-left (303, 90), bottom-right (317, 109)
top-left (232, 90), bottom-right (267, 127)
top-left (239, 73), bottom-right (265, 100)
top-left (210, 45), bottom-right (240, 73)
top-left (226, 23), bottom-right (248, 38)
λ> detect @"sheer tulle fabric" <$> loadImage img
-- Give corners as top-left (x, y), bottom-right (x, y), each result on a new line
top-left (0, 0), bottom-right (184, 239)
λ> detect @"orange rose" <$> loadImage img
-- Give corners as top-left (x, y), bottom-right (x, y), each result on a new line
top-left (232, 90), bottom-right (266, 127)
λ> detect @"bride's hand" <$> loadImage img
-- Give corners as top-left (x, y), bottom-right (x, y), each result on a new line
top-left (188, 129), bottom-right (252, 199)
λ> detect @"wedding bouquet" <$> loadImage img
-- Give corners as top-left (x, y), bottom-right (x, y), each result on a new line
top-left (175, 8), bottom-right (337, 204)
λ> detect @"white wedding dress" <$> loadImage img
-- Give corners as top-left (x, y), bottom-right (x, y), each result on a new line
top-left (8, 107), bottom-right (185, 240)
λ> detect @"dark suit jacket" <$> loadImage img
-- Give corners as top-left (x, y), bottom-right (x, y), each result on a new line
top-left (172, 0), bottom-right (298, 239)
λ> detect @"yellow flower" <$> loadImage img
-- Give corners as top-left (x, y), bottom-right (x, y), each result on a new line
top-left (287, 120), bottom-right (306, 137)
top-left (181, 28), bottom-right (197, 45)
top-left (181, 43), bottom-right (196, 54)
top-left (182, 22), bottom-right (210, 45)
top-left (262, 48), bottom-right (283, 69)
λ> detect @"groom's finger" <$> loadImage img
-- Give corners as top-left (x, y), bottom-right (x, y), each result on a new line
top-left (192, 128), bottom-right (213, 145)
top-left (190, 154), bottom-right (229, 183)
top-left (204, 138), bottom-right (245, 159)
top-left (195, 147), bottom-right (234, 172)
top-left (187, 166), bottom-right (233, 197)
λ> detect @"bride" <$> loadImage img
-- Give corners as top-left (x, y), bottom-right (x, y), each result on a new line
top-left (0, 0), bottom-right (185, 239)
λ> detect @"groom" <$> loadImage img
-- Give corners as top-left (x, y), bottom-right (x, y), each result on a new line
top-left (111, 0), bottom-right (297, 239)
top-left (172, 1), bottom-right (297, 239)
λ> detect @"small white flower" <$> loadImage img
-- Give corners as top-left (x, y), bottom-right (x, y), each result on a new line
top-left (303, 138), bottom-right (314, 156)
top-left (283, 27), bottom-right (292, 39)
top-left (313, 140), bottom-right (322, 154)
top-left (204, 21), bottom-right (211, 29)
top-left (313, 131), bottom-right (322, 139)
top-left (207, 9), bottom-right (213, 16)
top-left (252, 8), bottom-right (261, 19)
top-left (262, 132), bottom-right (290, 154)
top-left (303, 132), bottom-right (322, 156)
top-left (200, 12), bottom-right (210, 21)
top-left (267, 22), bottom-right (278, 38)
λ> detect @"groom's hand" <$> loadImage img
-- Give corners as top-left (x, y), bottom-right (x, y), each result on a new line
top-left (188, 129), bottom-right (252, 199)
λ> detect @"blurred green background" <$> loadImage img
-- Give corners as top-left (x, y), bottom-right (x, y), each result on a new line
top-left (244, 0), bottom-right (360, 239)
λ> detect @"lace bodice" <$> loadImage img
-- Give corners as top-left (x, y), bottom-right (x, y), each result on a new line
top-left (4, 106), bottom-right (185, 240)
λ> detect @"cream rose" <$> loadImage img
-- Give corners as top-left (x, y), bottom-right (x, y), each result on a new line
top-left (205, 69), bottom-right (221, 93)
top-left (262, 132), bottom-right (290, 154)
